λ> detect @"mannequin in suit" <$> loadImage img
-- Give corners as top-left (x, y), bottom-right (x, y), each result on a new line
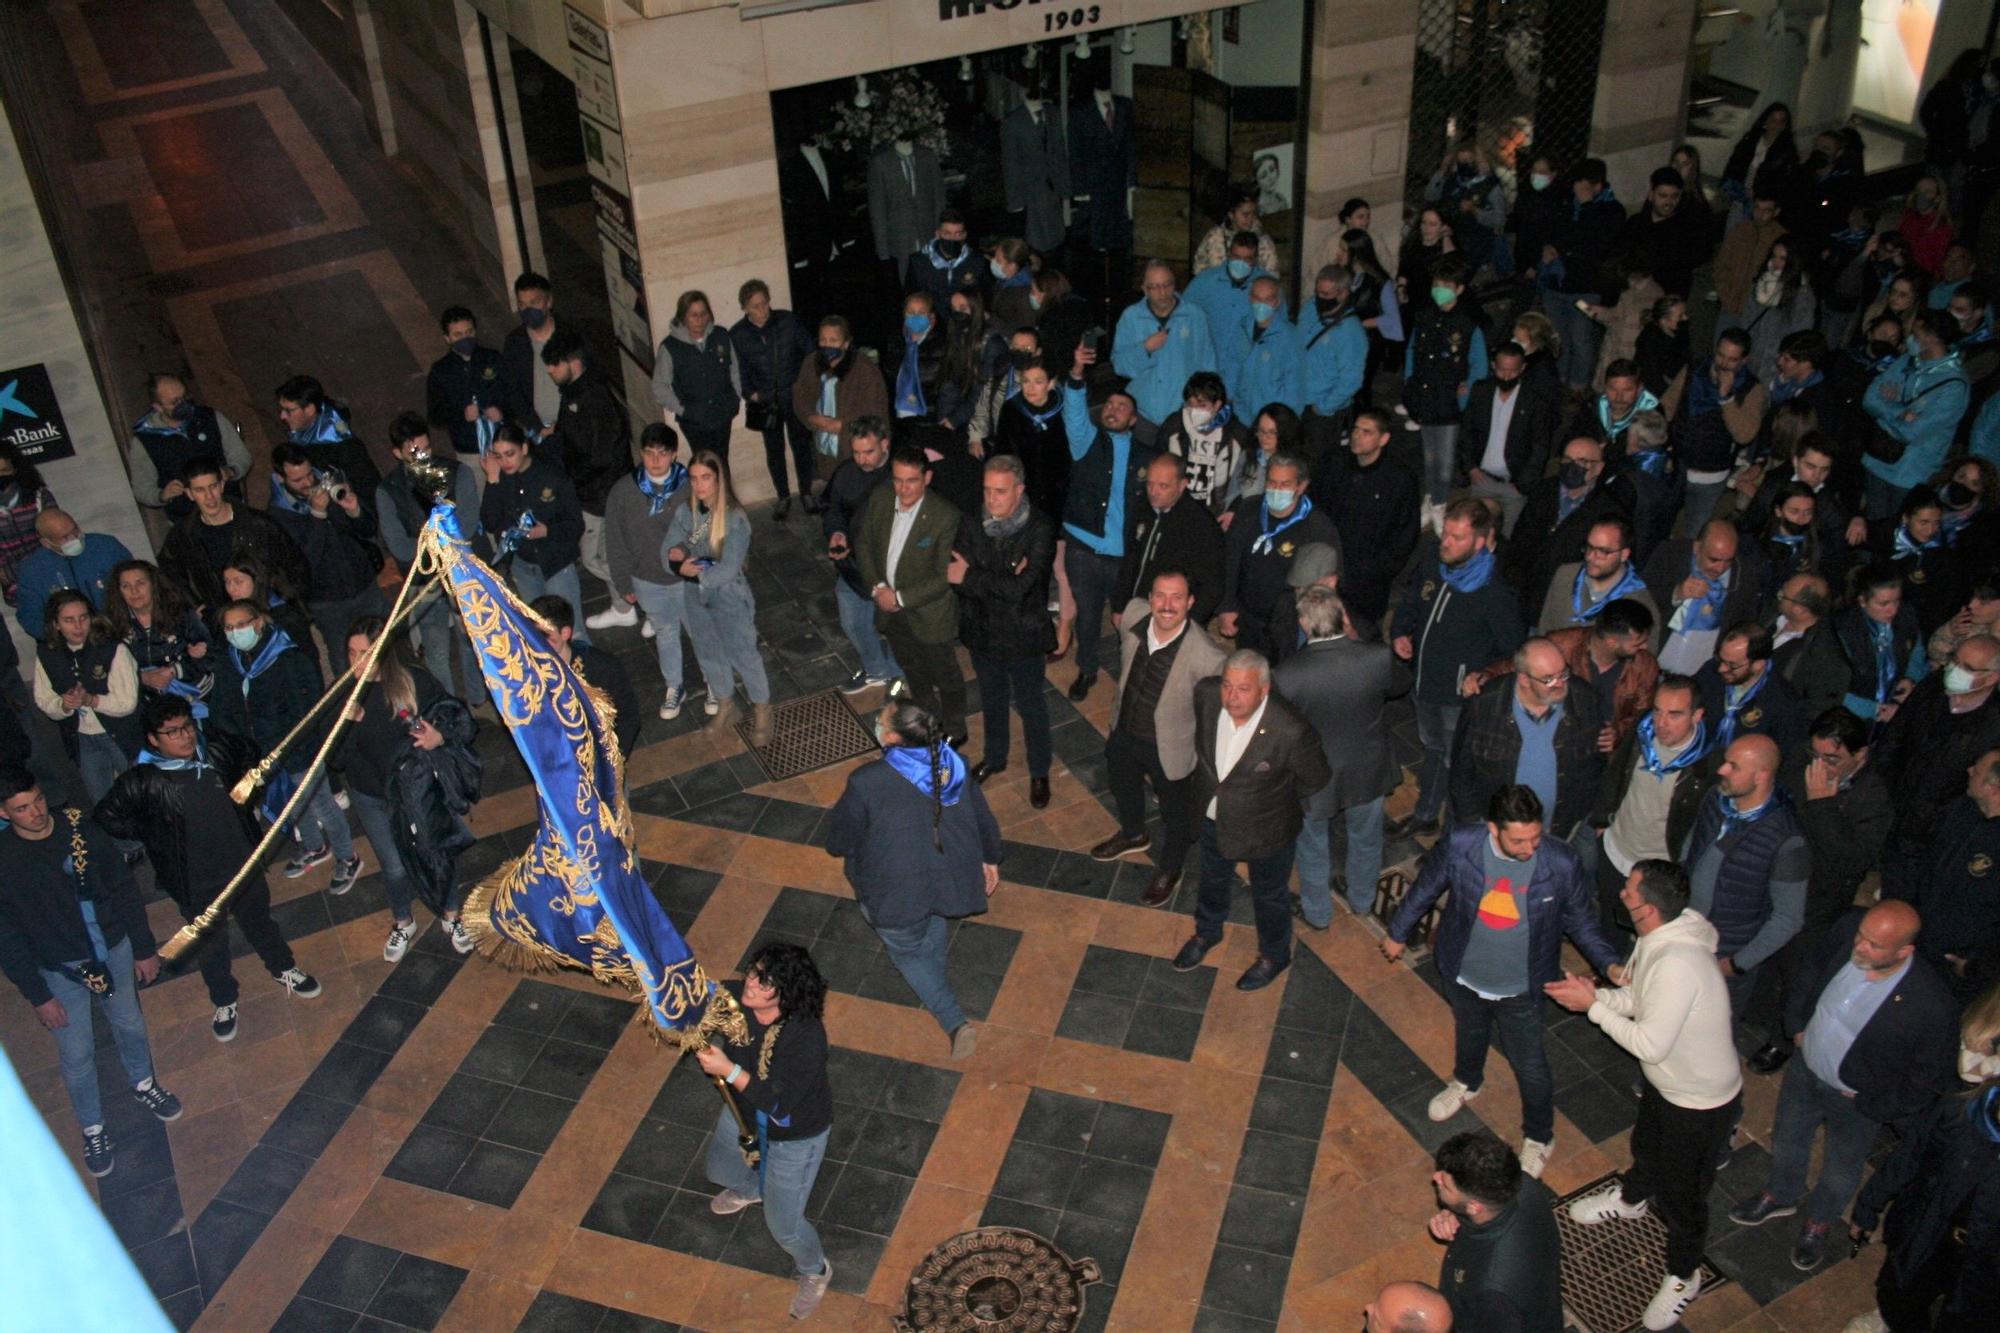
top-left (866, 140), bottom-right (944, 284)
top-left (1067, 82), bottom-right (1136, 305)
top-left (778, 134), bottom-right (853, 323)
top-left (1001, 95), bottom-right (1070, 253)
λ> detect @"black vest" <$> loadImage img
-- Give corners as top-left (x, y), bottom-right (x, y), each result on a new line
top-left (666, 335), bottom-right (740, 433)
top-left (134, 406), bottom-right (236, 520)
top-left (1061, 428), bottom-right (1149, 543)
top-left (1406, 302), bottom-right (1482, 424)
top-left (1686, 792), bottom-right (1804, 959)
top-left (36, 638), bottom-right (145, 759)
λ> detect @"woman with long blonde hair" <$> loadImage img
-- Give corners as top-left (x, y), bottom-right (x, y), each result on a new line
top-left (664, 450), bottom-right (773, 744)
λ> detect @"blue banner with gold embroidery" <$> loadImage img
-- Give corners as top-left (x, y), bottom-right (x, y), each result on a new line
top-left (415, 505), bottom-right (740, 1044)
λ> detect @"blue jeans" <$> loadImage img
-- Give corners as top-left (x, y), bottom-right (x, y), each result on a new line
top-left (1545, 292), bottom-right (1603, 390)
top-left (346, 788), bottom-right (465, 924)
top-left (629, 577), bottom-right (687, 691)
top-left (682, 579), bottom-right (770, 705)
top-left (76, 730), bottom-right (138, 853)
top-left (969, 650), bottom-right (1051, 777)
top-left (835, 578), bottom-right (901, 681)
top-left (1413, 699), bottom-right (1463, 824)
top-left (513, 559), bottom-right (589, 647)
top-left (1294, 795), bottom-right (1386, 925)
top-left (40, 935), bottom-right (154, 1131)
top-left (415, 596), bottom-right (482, 699)
top-left (1418, 424), bottom-right (1458, 505)
top-left (1194, 818), bottom-right (1297, 966)
top-left (1063, 544), bottom-right (1122, 677)
top-left (1765, 1056), bottom-right (1881, 1228)
top-left (293, 772), bottom-right (355, 861)
top-left (705, 1105), bottom-right (829, 1278)
top-left (1445, 976), bottom-right (1556, 1141)
top-left (866, 909), bottom-right (967, 1034)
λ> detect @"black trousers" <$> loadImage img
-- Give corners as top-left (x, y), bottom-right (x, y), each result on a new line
top-left (1596, 845), bottom-right (1636, 935)
top-left (1878, 1232), bottom-right (1975, 1330)
top-left (1106, 727), bottom-right (1195, 873)
top-left (759, 408), bottom-right (815, 501)
top-left (183, 876), bottom-right (296, 1007)
top-left (879, 616), bottom-right (967, 737)
top-left (1620, 1084), bottom-right (1740, 1280)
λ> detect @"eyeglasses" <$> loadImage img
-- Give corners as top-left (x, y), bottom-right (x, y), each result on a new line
top-left (1583, 544), bottom-right (1625, 557)
top-left (156, 722), bottom-right (196, 738)
top-left (1527, 670), bottom-right (1571, 687)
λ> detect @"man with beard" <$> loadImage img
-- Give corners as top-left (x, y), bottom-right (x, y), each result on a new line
top-left (793, 315), bottom-right (890, 483)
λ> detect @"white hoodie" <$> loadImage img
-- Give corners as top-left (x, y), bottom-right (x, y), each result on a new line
top-left (1587, 909), bottom-right (1744, 1110)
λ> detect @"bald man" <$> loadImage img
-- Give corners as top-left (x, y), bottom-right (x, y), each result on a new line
top-left (1644, 518), bottom-right (1765, 676)
top-left (11, 508), bottom-right (131, 639)
top-left (1365, 1280), bottom-right (1454, 1331)
top-left (1448, 635), bottom-right (1606, 836)
top-left (1727, 900), bottom-right (1957, 1274)
top-left (1678, 734), bottom-right (1809, 1035)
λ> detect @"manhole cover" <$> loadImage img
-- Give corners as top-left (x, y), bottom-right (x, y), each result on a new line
top-left (894, 1227), bottom-right (1101, 1332)
top-left (735, 688), bottom-right (879, 782)
top-left (1554, 1173), bottom-right (1729, 1332)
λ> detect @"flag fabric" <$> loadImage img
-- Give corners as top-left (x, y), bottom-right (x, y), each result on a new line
top-left (416, 504), bottom-right (743, 1045)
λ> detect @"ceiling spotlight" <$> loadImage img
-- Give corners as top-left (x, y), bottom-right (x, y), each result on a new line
top-left (1119, 26), bottom-right (1136, 54)
top-left (959, 55), bottom-right (973, 82)
top-left (1072, 33), bottom-right (1090, 59)
top-left (852, 75), bottom-right (870, 109)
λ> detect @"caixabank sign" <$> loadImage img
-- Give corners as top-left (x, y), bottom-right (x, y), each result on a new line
top-left (0, 363), bottom-right (77, 464)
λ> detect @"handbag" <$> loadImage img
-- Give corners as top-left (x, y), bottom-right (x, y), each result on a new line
top-left (743, 399), bottom-right (771, 432)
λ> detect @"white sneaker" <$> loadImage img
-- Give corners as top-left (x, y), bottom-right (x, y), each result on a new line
top-left (384, 921), bottom-right (414, 962)
top-left (444, 918), bottom-right (477, 955)
top-left (1641, 1271), bottom-right (1701, 1330)
top-left (1518, 1137), bottom-right (1552, 1179)
top-left (1427, 1080), bottom-right (1478, 1121)
top-left (703, 694), bottom-right (721, 717)
top-left (659, 686), bottom-right (685, 720)
top-left (1393, 403), bottom-right (1409, 417)
top-left (586, 603), bottom-right (639, 629)
top-left (1568, 1183), bottom-right (1649, 1225)
top-left (1842, 1312), bottom-right (1888, 1333)
top-left (640, 617), bottom-right (656, 639)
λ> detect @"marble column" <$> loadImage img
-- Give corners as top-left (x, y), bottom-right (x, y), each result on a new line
top-left (1298, 0), bottom-right (1419, 284)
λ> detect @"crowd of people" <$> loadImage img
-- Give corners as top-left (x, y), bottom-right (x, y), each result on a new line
top-left (10, 74), bottom-right (2000, 1329)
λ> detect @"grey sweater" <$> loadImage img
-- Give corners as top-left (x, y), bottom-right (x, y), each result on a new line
top-left (602, 470), bottom-right (689, 595)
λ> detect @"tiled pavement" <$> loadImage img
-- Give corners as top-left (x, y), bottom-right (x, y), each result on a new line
top-left (4, 1), bottom-right (1894, 1329)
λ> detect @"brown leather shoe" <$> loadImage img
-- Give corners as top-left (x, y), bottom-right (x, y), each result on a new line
top-left (1089, 830), bottom-right (1152, 862)
top-left (1029, 776), bottom-right (1050, 808)
top-left (1140, 867), bottom-right (1181, 906)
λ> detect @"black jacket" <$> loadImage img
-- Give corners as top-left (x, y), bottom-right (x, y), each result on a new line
top-left (1272, 635), bottom-right (1410, 814)
top-left (1694, 660), bottom-right (1806, 755)
top-left (1438, 1177), bottom-right (1566, 1333)
top-left (552, 369), bottom-right (632, 514)
top-left (825, 756), bottom-right (1002, 928)
top-left (1113, 493), bottom-right (1224, 624)
top-left (1874, 677), bottom-right (2000, 851)
top-left (991, 393), bottom-right (1073, 523)
top-left (1780, 752), bottom-right (1895, 936)
top-left (0, 809), bottom-right (155, 1007)
top-left (1393, 564), bottom-right (1528, 703)
top-left (1450, 676), bottom-right (1605, 833)
top-left (500, 324), bottom-right (551, 434)
top-left (207, 631), bottom-right (325, 772)
top-left (1785, 909), bottom-right (1959, 1126)
top-left (1788, 605), bottom-right (1922, 724)
top-left (1641, 537), bottom-right (1768, 651)
top-left (1316, 450), bottom-right (1421, 623)
top-left (1457, 379), bottom-right (1560, 490)
top-left (158, 504), bottom-right (309, 620)
top-left (1620, 204), bottom-right (1714, 299)
top-left (1189, 682), bottom-right (1331, 860)
top-left (268, 485), bottom-right (382, 604)
top-left (821, 458), bottom-right (892, 595)
top-left (1593, 730), bottom-right (1718, 851)
top-left (425, 345), bottom-right (506, 458)
top-left (954, 507), bottom-right (1056, 662)
top-left (1507, 473), bottom-right (1638, 608)
top-left (481, 459), bottom-right (584, 576)
top-left (388, 695), bottom-right (480, 915)
top-left (1550, 195), bottom-right (1630, 296)
top-left (1218, 498), bottom-right (1341, 652)
top-left (730, 310), bottom-right (813, 416)
top-left (1851, 1088), bottom-right (2000, 1306)
top-left (94, 728), bottom-right (261, 912)
top-left (1911, 796), bottom-right (2000, 993)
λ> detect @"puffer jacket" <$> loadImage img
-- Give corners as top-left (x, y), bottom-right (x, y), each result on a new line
top-left (389, 695), bottom-right (481, 916)
top-left (93, 727), bottom-right (261, 911)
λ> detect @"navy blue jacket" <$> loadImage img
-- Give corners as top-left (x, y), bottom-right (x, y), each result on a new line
top-left (425, 345), bottom-right (506, 459)
top-left (1390, 823), bottom-right (1623, 987)
top-left (825, 756), bottom-right (1002, 929)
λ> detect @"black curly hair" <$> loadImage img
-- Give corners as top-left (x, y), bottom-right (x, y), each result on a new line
top-left (745, 941), bottom-right (826, 1022)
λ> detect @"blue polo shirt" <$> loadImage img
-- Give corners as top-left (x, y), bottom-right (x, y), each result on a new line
top-left (1512, 696), bottom-right (1563, 820)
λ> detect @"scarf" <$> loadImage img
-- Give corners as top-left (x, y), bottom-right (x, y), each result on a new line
top-left (268, 478), bottom-right (319, 518)
top-left (995, 267), bottom-right (1033, 289)
top-left (1944, 504), bottom-right (1981, 542)
top-left (1753, 270), bottom-right (1784, 308)
top-left (1250, 494), bottom-right (1314, 555)
top-left (1598, 387), bottom-right (1660, 437)
top-left (895, 334), bottom-right (930, 419)
top-left (1021, 395), bottom-right (1063, 430)
top-left (815, 374), bottom-right (840, 456)
top-left (229, 627), bottom-right (297, 696)
top-left (919, 239), bottom-right (971, 277)
top-left (1768, 369), bottom-right (1822, 405)
top-left (1441, 547), bottom-right (1496, 594)
top-left (1893, 523), bottom-right (1943, 561)
top-left (1569, 184), bottom-right (1616, 221)
top-left (1711, 786), bottom-right (1777, 844)
top-left (883, 742), bottom-right (965, 805)
top-left (1628, 448), bottom-right (1671, 477)
top-left (637, 462), bottom-right (688, 516)
top-left (1637, 715), bottom-right (1709, 776)
top-left (1572, 563), bottom-right (1649, 619)
top-left (1679, 555), bottom-right (1729, 632)
top-left (1686, 361), bottom-right (1754, 421)
top-left (1969, 1082), bottom-right (2000, 1144)
top-left (290, 405), bottom-right (351, 446)
top-left (1714, 665), bottom-right (1772, 748)
top-left (136, 741), bottom-right (213, 778)
top-left (1866, 616), bottom-right (1898, 703)
top-left (982, 502), bottom-right (1032, 540)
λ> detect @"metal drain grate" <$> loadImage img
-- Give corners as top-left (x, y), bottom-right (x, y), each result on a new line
top-left (1553, 1173), bottom-right (1729, 1333)
top-left (735, 688), bottom-right (880, 782)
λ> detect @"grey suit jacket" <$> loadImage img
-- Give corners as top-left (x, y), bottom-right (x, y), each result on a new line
top-left (1113, 600), bottom-right (1228, 780)
top-left (1272, 635), bottom-right (1412, 816)
top-left (1000, 105), bottom-right (1070, 252)
top-left (867, 143), bottom-right (943, 275)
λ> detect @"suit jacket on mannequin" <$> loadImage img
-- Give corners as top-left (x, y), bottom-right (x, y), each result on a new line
top-left (1001, 101), bottom-right (1071, 252)
top-left (779, 142), bottom-right (850, 314)
top-left (1068, 92), bottom-right (1135, 252)
top-left (867, 142), bottom-right (944, 281)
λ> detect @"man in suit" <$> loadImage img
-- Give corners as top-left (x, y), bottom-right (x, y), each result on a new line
top-left (500, 271), bottom-right (561, 442)
top-left (1727, 902), bottom-right (1959, 1274)
top-left (1174, 649), bottom-right (1331, 991)
top-left (1643, 519), bottom-right (1767, 676)
top-left (1068, 85), bottom-right (1137, 304)
top-left (1460, 343), bottom-right (1561, 535)
top-left (855, 447), bottom-right (965, 740)
top-left (777, 135), bottom-right (853, 322)
top-left (1276, 587), bottom-right (1411, 926)
top-left (1000, 96), bottom-right (1070, 254)
top-left (1695, 621), bottom-right (1806, 755)
top-left (1093, 570), bottom-right (1228, 904)
top-left (1111, 453), bottom-right (1224, 629)
top-left (866, 141), bottom-right (943, 284)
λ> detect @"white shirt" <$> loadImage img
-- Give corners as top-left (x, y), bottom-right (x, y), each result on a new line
top-left (1207, 698), bottom-right (1268, 819)
top-left (1147, 619), bottom-right (1186, 656)
top-left (885, 497), bottom-right (923, 589)
top-left (1481, 386), bottom-right (1520, 479)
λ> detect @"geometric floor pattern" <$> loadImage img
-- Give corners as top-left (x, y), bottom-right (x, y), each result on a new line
top-left (1555, 1172), bottom-right (1732, 1333)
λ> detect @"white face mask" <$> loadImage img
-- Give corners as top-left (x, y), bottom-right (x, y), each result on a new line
top-left (1945, 663), bottom-right (1982, 695)
top-left (1186, 406), bottom-right (1214, 430)
top-left (57, 538), bottom-right (84, 559)
top-left (1961, 1043), bottom-right (2000, 1083)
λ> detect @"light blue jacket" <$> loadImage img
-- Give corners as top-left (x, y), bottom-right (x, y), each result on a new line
top-left (1861, 350), bottom-right (1970, 489)
top-left (1297, 309), bottom-right (1369, 417)
top-left (14, 533), bottom-right (133, 638)
top-left (1970, 391), bottom-right (2000, 470)
top-left (1184, 264), bottom-right (1268, 350)
top-left (1225, 309), bottom-right (1305, 415)
top-left (1113, 297), bottom-right (1216, 424)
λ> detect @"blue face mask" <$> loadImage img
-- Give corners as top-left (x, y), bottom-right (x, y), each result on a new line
top-left (1029, 292), bottom-right (1042, 311)
top-left (226, 627), bottom-right (260, 652)
top-left (1226, 258), bottom-right (1252, 282)
top-left (1264, 487), bottom-right (1296, 512)
top-left (1251, 301), bottom-right (1278, 324)
top-left (989, 258), bottom-right (1007, 279)
top-left (904, 314), bottom-right (932, 338)
top-left (1908, 334), bottom-right (1923, 356)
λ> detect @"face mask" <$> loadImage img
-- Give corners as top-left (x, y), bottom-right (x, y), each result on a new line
top-left (170, 400), bottom-right (194, 421)
top-left (1492, 374), bottom-right (1519, 391)
top-left (1907, 334), bottom-right (1923, 357)
top-left (1560, 461), bottom-right (1591, 489)
top-left (948, 309), bottom-right (971, 328)
top-left (1008, 349), bottom-right (1037, 371)
top-left (904, 314), bottom-right (931, 338)
top-left (1315, 295), bottom-right (1342, 318)
top-left (1867, 338), bottom-right (1898, 361)
top-left (1226, 258), bottom-right (1252, 282)
top-left (873, 720), bottom-right (891, 748)
top-left (1945, 664), bottom-right (1982, 695)
top-left (818, 346), bottom-right (845, 369)
top-left (989, 258), bottom-right (1008, 279)
top-left (1455, 162), bottom-right (1477, 181)
top-left (1916, 196), bottom-right (1938, 214)
top-left (1029, 292), bottom-right (1042, 311)
top-left (226, 627), bottom-right (260, 652)
top-left (57, 538), bottom-right (83, 559)
top-left (1530, 172), bottom-right (1553, 191)
top-left (1777, 519), bottom-right (1807, 537)
top-left (1263, 487), bottom-right (1296, 512)
top-left (1250, 301), bottom-right (1277, 324)
top-left (1430, 285), bottom-right (1457, 308)
top-left (1186, 406), bottom-right (1214, 430)
top-left (936, 237), bottom-right (964, 259)
top-left (519, 307), bottom-right (549, 331)
top-left (451, 337), bottom-right (477, 358)
top-left (1944, 480), bottom-right (1979, 509)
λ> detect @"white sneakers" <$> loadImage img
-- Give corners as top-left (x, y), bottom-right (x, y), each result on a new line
top-left (660, 686), bottom-right (685, 720)
top-left (384, 921), bottom-right (414, 963)
top-left (1567, 1183), bottom-right (1649, 1225)
top-left (1427, 1080), bottom-right (1479, 1121)
top-left (1842, 1313), bottom-right (1888, 1333)
top-left (585, 603), bottom-right (638, 630)
top-left (445, 918), bottom-right (477, 955)
top-left (1641, 1271), bottom-right (1701, 1330)
top-left (1518, 1137), bottom-right (1552, 1180)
